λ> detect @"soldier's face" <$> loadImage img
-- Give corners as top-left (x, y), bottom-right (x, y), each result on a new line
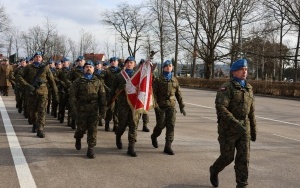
top-left (63, 61), bottom-right (70, 67)
top-left (34, 55), bottom-right (43, 63)
top-left (78, 60), bottom-right (85, 67)
top-left (84, 65), bottom-right (94, 74)
top-left (232, 67), bottom-right (248, 80)
top-left (96, 64), bottom-right (102, 69)
top-left (21, 61), bottom-right (27, 67)
top-left (125, 61), bottom-right (135, 69)
top-left (163, 64), bottom-right (173, 72)
top-left (110, 60), bottom-right (118, 67)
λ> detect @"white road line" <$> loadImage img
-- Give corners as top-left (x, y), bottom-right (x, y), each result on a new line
top-left (186, 103), bottom-right (299, 126)
top-left (273, 134), bottom-right (300, 142)
top-left (185, 102), bottom-right (214, 109)
top-left (257, 116), bottom-right (300, 127)
top-left (0, 96), bottom-right (37, 188)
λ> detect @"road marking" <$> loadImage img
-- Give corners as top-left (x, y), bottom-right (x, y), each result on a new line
top-left (185, 102), bottom-right (214, 109)
top-left (257, 116), bottom-right (300, 127)
top-left (0, 96), bottom-right (37, 188)
top-left (186, 103), bottom-right (299, 127)
top-left (273, 134), bottom-right (300, 142)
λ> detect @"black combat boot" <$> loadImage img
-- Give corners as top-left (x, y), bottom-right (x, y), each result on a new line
top-left (151, 134), bottom-right (158, 148)
top-left (127, 143), bottom-right (137, 157)
top-left (116, 136), bottom-right (123, 149)
top-left (164, 142), bottom-right (174, 155)
top-left (32, 124), bottom-right (37, 133)
top-left (75, 138), bottom-right (81, 150)
top-left (87, 147), bottom-right (95, 158)
top-left (57, 113), bottom-right (60, 120)
top-left (105, 121), bottom-right (110, 131)
top-left (209, 166), bottom-right (219, 187)
top-left (142, 123), bottom-right (150, 132)
top-left (112, 124), bottom-right (118, 132)
top-left (36, 130), bottom-right (45, 138)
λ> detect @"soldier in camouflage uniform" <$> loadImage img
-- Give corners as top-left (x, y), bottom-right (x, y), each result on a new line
top-left (47, 60), bottom-right (56, 114)
top-left (51, 61), bottom-right (62, 118)
top-left (209, 59), bottom-right (257, 188)
top-left (16, 51), bottom-right (58, 138)
top-left (56, 58), bottom-right (72, 124)
top-left (110, 56), bottom-right (139, 157)
top-left (69, 60), bottom-right (106, 159)
top-left (94, 61), bottom-right (108, 127)
top-left (68, 56), bottom-right (85, 129)
top-left (103, 57), bottom-right (121, 131)
top-left (13, 59), bottom-right (27, 113)
top-left (150, 60), bottom-right (186, 155)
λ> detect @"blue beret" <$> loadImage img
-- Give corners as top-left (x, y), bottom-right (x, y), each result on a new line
top-left (76, 55), bottom-right (85, 61)
top-left (29, 57), bottom-right (34, 61)
top-left (110, 57), bottom-right (118, 62)
top-left (94, 61), bottom-right (101, 65)
top-left (125, 56), bottom-right (135, 63)
top-left (103, 62), bottom-right (108, 66)
top-left (33, 51), bottom-right (42, 57)
top-left (163, 60), bottom-right (172, 67)
top-left (61, 57), bottom-right (69, 62)
top-left (230, 59), bottom-right (247, 72)
top-left (84, 60), bottom-right (94, 67)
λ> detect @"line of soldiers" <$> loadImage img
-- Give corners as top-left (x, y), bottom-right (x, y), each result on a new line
top-left (9, 52), bottom-right (186, 159)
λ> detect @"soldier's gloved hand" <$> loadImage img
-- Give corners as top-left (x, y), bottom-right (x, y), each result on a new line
top-left (236, 120), bottom-right (246, 136)
top-left (251, 132), bottom-right (256, 142)
top-left (27, 84), bottom-right (35, 92)
top-left (180, 108), bottom-right (186, 116)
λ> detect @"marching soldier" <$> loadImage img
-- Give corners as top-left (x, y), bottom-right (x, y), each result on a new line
top-left (68, 55), bottom-right (85, 129)
top-left (110, 56), bottom-right (139, 157)
top-left (0, 58), bottom-right (14, 96)
top-left (151, 60), bottom-right (186, 155)
top-left (69, 60), bottom-right (106, 158)
top-left (56, 57), bottom-right (72, 124)
top-left (209, 59), bottom-right (257, 188)
top-left (16, 51), bottom-right (58, 138)
top-left (103, 57), bottom-right (121, 131)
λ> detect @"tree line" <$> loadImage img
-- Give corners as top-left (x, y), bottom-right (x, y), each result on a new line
top-left (0, 0), bottom-right (300, 81)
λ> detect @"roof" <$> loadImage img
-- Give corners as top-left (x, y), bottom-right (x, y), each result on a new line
top-left (84, 53), bottom-right (105, 62)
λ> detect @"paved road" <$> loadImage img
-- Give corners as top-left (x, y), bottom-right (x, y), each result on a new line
top-left (0, 88), bottom-right (299, 188)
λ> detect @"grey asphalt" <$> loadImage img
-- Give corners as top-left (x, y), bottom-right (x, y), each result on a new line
top-left (0, 88), bottom-right (299, 188)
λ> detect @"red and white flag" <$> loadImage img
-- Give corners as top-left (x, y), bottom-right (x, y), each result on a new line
top-left (121, 59), bottom-right (153, 119)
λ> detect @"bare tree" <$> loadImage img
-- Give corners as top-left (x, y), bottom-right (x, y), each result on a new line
top-left (101, 3), bottom-right (149, 57)
top-left (0, 5), bottom-right (10, 33)
top-left (165, 0), bottom-right (184, 77)
top-left (79, 29), bottom-right (95, 55)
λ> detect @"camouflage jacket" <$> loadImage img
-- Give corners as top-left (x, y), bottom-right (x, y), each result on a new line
top-left (103, 66), bottom-right (121, 88)
top-left (109, 71), bottom-right (133, 108)
top-left (215, 78), bottom-right (256, 134)
top-left (16, 63), bottom-right (58, 96)
top-left (56, 67), bottom-right (72, 92)
top-left (153, 74), bottom-right (185, 109)
top-left (68, 66), bottom-right (84, 82)
top-left (69, 76), bottom-right (106, 115)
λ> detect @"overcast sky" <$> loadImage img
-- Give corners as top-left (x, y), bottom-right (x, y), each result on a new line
top-left (1, 0), bottom-right (145, 57)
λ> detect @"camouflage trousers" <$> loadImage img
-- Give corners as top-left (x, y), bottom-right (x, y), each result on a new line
top-left (105, 102), bottom-right (118, 125)
top-left (115, 105), bottom-right (138, 144)
top-left (152, 107), bottom-right (176, 143)
top-left (28, 93), bottom-right (48, 131)
top-left (74, 111), bottom-right (98, 148)
top-left (211, 125), bottom-right (250, 188)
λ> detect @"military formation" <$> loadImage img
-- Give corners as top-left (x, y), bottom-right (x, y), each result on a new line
top-left (1, 53), bottom-right (257, 188)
